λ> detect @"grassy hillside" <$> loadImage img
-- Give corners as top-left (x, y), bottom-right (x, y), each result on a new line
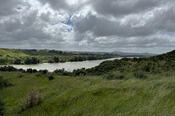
top-left (82, 50), bottom-right (175, 75)
top-left (0, 49), bottom-right (29, 65)
top-left (0, 49), bottom-right (28, 57)
top-left (1, 71), bottom-right (175, 116)
top-left (0, 48), bottom-right (116, 65)
top-left (1, 50), bottom-right (175, 116)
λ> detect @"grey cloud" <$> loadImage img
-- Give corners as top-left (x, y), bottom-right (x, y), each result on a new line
top-left (0, 0), bottom-right (22, 16)
top-left (73, 0), bottom-right (175, 38)
top-left (38, 0), bottom-right (88, 12)
top-left (1, 0), bottom-right (175, 53)
top-left (90, 0), bottom-right (167, 17)
top-left (38, 0), bottom-right (68, 10)
top-left (73, 13), bottom-right (155, 38)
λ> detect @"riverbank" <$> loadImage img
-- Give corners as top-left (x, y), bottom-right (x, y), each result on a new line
top-left (1, 58), bottom-right (120, 72)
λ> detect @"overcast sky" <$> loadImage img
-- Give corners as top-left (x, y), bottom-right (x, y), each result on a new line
top-left (1, 0), bottom-right (175, 53)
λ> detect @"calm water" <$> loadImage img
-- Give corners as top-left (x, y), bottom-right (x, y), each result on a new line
top-left (10, 57), bottom-right (122, 72)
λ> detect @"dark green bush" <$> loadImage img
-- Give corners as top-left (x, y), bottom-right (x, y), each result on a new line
top-left (0, 58), bottom-right (8, 65)
top-left (39, 70), bottom-right (48, 74)
top-left (0, 98), bottom-right (5, 116)
top-left (20, 90), bottom-right (43, 112)
top-left (104, 73), bottom-right (125, 80)
top-left (104, 73), bottom-right (116, 80)
top-left (54, 69), bottom-right (72, 76)
top-left (133, 72), bottom-right (147, 79)
top-left (18, 73), bottom-right (24, 78)
top-left (73, 68), bottom-right (86, 76)
top-left (35, 73), bottom-right (42, 77)
top-left (48, 75), bottom-right (54, 80)
top-left (26, 69), bottom-right (38, 73)
top-left (116, 75), bottom-right (125, 80)
top-left (24, 57), bottom-right (40, 64)
top-left (0, 76), bottom-right (12, 89)
top-left (14, 59), bottom-right (22, 64)
top-left (0, 66), bottom-right (17, 72)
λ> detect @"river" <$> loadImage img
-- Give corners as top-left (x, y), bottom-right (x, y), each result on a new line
top-left (10, 57), bottom-right (122, 72)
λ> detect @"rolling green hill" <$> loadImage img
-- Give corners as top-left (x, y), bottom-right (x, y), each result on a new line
top-left (0, 48), bottom-right (116, 65)
top-left (83, 50), bottom-right (175, 75)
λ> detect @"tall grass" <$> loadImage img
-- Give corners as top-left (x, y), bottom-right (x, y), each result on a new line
top-left (0, 72), bottom-right (175, 116)
top-left (20, 90), bottom-right (43, 112)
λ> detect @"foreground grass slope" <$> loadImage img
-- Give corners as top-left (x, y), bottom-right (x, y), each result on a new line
top-left (1, 71), bottom-right (175, 116)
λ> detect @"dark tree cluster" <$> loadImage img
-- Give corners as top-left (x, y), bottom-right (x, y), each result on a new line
top-left (24, 57), bottom-right (40, 64)
top-left (0, 66), bottom-right (17, 72)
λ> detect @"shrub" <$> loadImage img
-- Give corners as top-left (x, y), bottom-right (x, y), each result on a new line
top-left (18, 73), bottom-right (24, 78)
top-left (133, 71), bottom-right (147, 79)
top-left (104, 72), bottom-right (125, 80)
top-left (18, 68), bottom-right (26, 73)
top-left (103, 72), bottom-right (116, 80)
top-left (0, 66), bottom-right (17, 72)
top-left (14, 59), bottom-right (22, 64)
top-left (48, 75), bottom-right (54, 80)
top-left (54, 69), bottom-right (72, 76)
top-left (24, 57), bottom-right (40, 64)
top-left (0, 76), bottom-right (12, 89)
top-left (39, 70), bottom-right (48, 74)
top-left (20, 90), bottom-right (43, 112)
top-left (35, 73), bottom-right (42, 77)
top-left (0, 58), bottom-right (8, 65)
top-left (0, 98), bottom-right (5, 116)
top-left (26, 69), bottom-right (38, 73)
top-left (73, 68), bottom-right (86, 76)
top-left (115, 75), bottom-right (125, 80)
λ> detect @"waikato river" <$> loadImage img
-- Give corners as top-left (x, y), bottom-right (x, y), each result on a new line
top-left (9, 57), bottom-right (123, 72)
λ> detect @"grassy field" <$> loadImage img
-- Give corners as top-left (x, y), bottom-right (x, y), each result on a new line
top-left (1, 71), bottom-right (175, 116)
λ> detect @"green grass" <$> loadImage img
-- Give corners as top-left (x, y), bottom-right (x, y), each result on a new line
top-left (1, 72), bottom-right (175, 116)
top-left (0, 49), bottom-right (27, 57)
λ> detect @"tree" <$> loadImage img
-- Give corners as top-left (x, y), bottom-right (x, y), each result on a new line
top-left (14, 59), bottom-right (22, 64)
top-left (24, 57), bottom-right (40, 64)
top-left (0, 76), bottom-right (5, 116)
top-left (53, 57), bottom-right (60, 63)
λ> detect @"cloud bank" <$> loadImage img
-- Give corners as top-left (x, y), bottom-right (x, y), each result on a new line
top-left (0, 0), bottom-right (175, 53)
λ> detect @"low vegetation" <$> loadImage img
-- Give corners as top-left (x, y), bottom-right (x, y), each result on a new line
top-left (20, 90), bottom-right (43, 112)
top-left (48, 75), bottom-right (55, 80)
top-left (1, 71), bottom-right (175, 115)
top-left (0, 75), bottom-right (10, 116)
top-left (0, 75), bottom-right (12, 89)
top-left (1, 49), bottom-right (175, 115)
top-left (133, 71), bottom-right (147, 79)
top-left (0, 97), bottom-right (5, 116)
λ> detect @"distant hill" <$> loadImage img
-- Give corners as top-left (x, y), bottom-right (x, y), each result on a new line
top-left (0, 48), bottom-right (117, 65)
top-left (112, 51), bottom-right (157, 57)
top-left (83, 49), bottom-right (175, 75)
